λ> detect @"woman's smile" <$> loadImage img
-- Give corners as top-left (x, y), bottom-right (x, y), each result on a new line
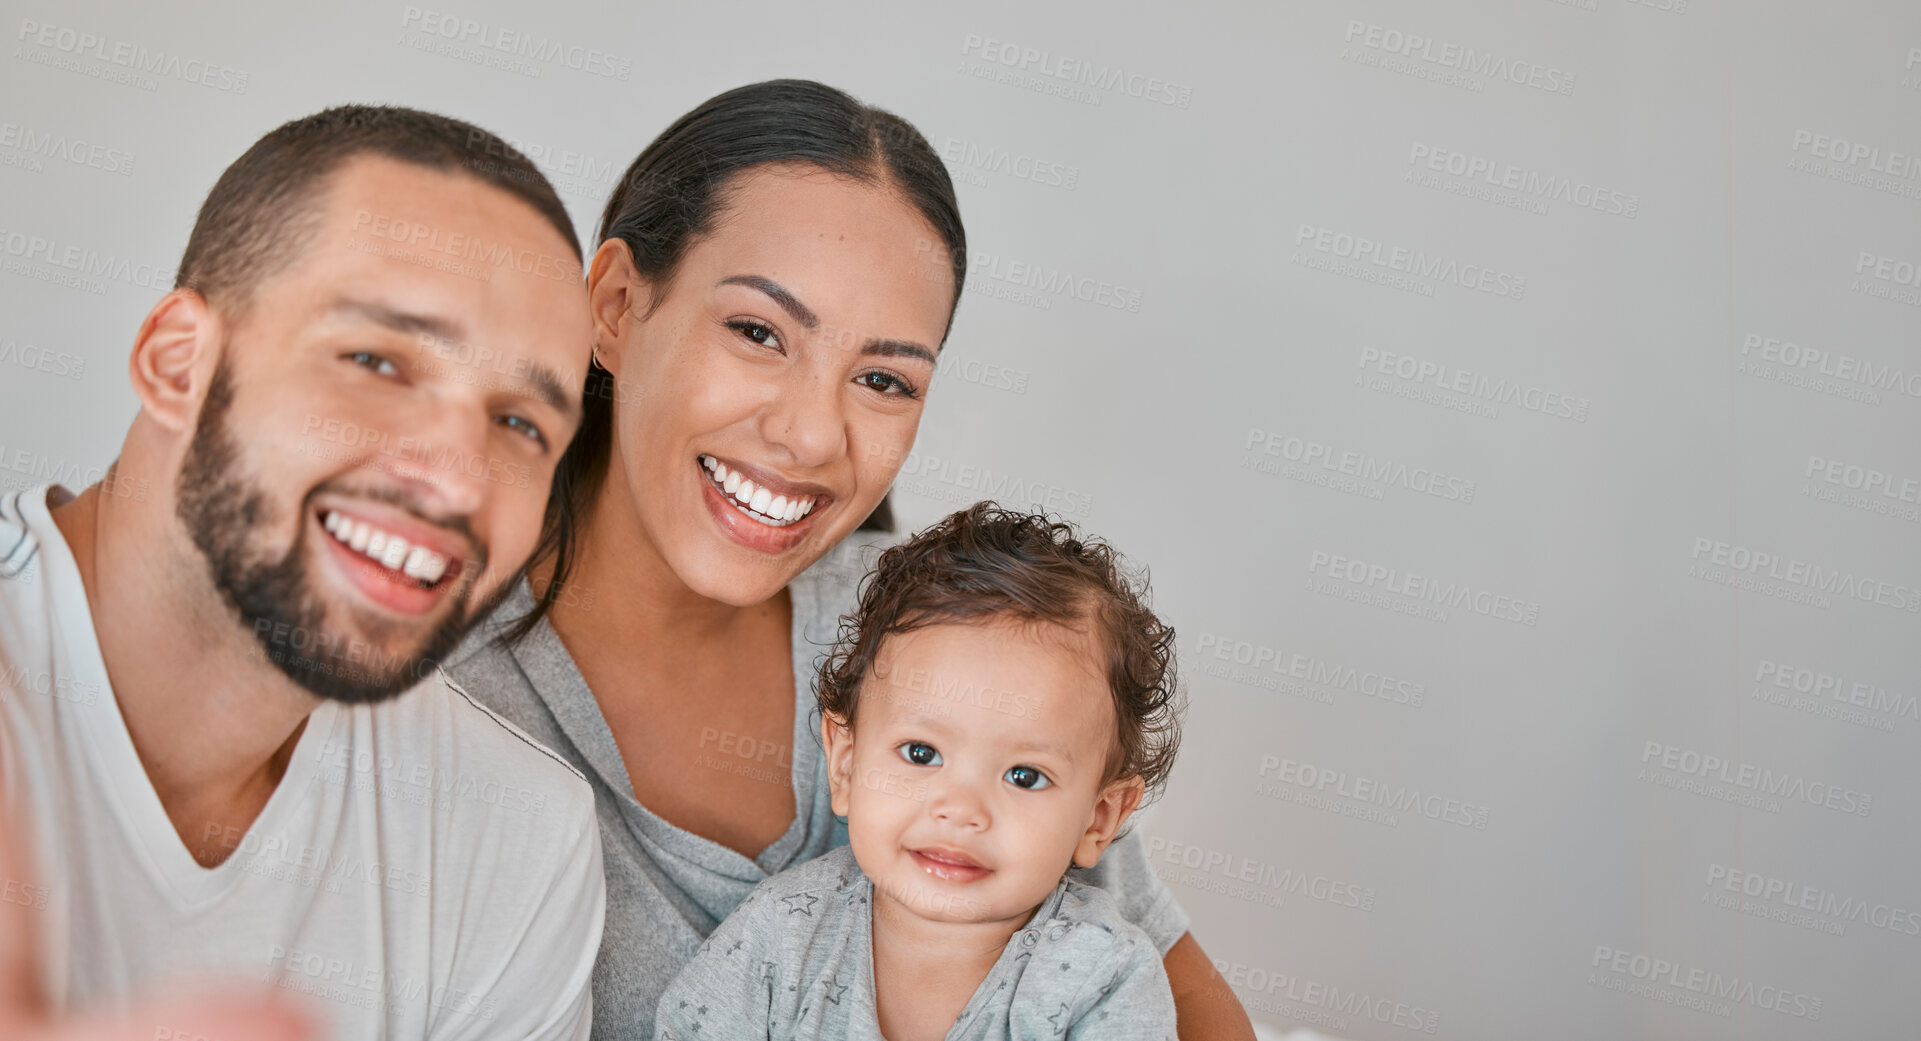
top-left (695, 450), bottom-right (836, 555)
top-left (698, 453), bottom-right (826, 526)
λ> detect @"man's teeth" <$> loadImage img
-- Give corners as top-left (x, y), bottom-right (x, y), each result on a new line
top-left (321, 510), bottom-right (450, 586)
top-left (699, 454), bottom-right (817, 526)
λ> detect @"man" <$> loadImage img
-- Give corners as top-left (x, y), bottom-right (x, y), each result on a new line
top-left (0, 106), bottom-right (603, 1039)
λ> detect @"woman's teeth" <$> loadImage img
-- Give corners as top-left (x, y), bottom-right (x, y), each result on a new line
top-left (699, 454), bottom-right (817, 527)
top-left (322, 510), bottom-right (450, 587)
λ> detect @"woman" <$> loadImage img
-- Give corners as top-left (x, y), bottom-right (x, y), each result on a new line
top-left (446, 79), bottom-right (1253, 1039)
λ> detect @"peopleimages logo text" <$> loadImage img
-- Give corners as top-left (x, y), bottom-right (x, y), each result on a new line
top-left (1407, 144), bottom-right (1636, 216)
top-left (1689, 537), bottom-right (1920, 611)
top-left (958, 34), bottom-right (1192, 107)
top-left (1308, 551), bottom-right (1540, 625)
top-left (1294, 225), bottom-right (1526, 298)
top-left (1590, 947), bottom-right (1820, 1019)
top-left (1343, 21), bottom-right (1575, 95)
top-left (1641, 742), bottom-right (1872, 816)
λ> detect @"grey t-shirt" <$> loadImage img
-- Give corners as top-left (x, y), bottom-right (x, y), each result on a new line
top-left (444, 533), bottom-right (1190, 1039)
top-left (654, 845), bottom-right (1176, 1041)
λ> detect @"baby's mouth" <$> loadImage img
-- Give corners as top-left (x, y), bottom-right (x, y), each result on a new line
top-left (910, 846), bottom-right (990, 882)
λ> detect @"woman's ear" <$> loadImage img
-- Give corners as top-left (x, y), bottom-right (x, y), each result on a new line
top-left (821, 713), bottom-right (856, 817)
top-left (586, 238), bottom-right (650, 379)
top-left (129, 289), bottom-right (221, 435)
top-left (1072, 774), bottom-right (1146, 869)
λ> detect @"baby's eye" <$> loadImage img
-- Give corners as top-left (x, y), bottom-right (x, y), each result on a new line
top-left (898, 742), bottom-right (941, 767)
top-left (1005, 765), bottom-right (1051, 790)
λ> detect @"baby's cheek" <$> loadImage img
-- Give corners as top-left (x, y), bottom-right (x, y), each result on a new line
top-left (1017, 805), bottom-right (1087, 874)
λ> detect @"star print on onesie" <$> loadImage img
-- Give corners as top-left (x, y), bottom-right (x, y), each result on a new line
top-left (654, 846), bottom-right (1176, 1040)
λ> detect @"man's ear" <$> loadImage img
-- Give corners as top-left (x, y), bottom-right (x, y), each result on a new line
top-left (822, 712), bottom-right (856, 818)
top-left (129, 289), bottom-right (223, 434)
top-left (586, 238), bottom-right (653, 380)
top-left (1072, 774), bottom-right (1146, 869)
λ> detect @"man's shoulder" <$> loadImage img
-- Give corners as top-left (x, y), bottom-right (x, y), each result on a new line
top-left (0, 488), bottom-right (37, 575)
top-left (353, 666), bottom-right (594, 839)
top-left (0, 487), bottom-right (53, 604)
top-left (0, 488), bottom-right (65, 691)
top-left (438, 666), bottom-right (586, 780)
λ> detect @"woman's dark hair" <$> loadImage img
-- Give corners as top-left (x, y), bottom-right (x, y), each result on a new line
top-left (503, 79), bottom-right (967, 642)
top-left (817, 502), bottom-right (1183, 805)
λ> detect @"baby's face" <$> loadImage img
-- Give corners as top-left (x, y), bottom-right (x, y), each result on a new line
top-left (823, 617), bottom-right (1144, 928)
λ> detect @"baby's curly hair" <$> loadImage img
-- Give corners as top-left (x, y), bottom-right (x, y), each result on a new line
top-left (817, 502), bottom-right (1183, 802)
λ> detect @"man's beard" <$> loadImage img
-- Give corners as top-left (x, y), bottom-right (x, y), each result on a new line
top-left (174, 358), bottom-right (503, 703)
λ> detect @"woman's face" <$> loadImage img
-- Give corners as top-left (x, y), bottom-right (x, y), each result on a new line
top-left (589, 164), bottom-right (956, 605)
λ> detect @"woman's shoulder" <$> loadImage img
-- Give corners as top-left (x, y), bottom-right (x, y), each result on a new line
top-left (803, 528), bottom-right (898, 594)
top-left (790, 530), bottom-right (898, 643)
top-left (438, 579), bottom-right (573, 746)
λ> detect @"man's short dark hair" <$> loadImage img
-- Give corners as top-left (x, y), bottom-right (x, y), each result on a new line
top-left (175, 104), bottom-right (579, 313)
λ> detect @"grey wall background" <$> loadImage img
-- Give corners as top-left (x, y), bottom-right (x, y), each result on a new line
top-left (3, 1), bottom-right (1918, 1038)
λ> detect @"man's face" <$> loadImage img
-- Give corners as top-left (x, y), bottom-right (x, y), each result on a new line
top-left (174, 156), bottom-right (591, 702)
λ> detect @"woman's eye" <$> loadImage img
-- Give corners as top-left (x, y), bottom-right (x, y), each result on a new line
top-left (898, 742), bottom-right (941, 767)
top-left (727, 319), bottom-right (782, 352)
top-left (347, 351), bottom-right (399, 377)
top-left (1005, 765), bottom-right (1051, 790)
top-left (497, 414), bottom-right (546, 448)
top-left (856, 371), bottom-right (919, 398)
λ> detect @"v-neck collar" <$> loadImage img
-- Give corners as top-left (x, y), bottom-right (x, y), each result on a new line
top-left (493, 567), bottom-right (827, 877)
top-left (23, 484), bottom-right (333, 908)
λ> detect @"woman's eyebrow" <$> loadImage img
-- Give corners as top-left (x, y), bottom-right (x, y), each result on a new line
top-left (865, 340), bottom-right (937, 366)
top-left (718, 274), bottom-right (936, 365)
top-left (718, 274), bottom-right (817, 329)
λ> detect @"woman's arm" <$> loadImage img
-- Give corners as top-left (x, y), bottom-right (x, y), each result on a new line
top-left (1165, 933), bottom-right (1256, 1041)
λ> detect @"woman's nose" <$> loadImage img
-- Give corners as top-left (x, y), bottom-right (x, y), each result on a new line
top-left (758, 357), bottom-right (846, 469)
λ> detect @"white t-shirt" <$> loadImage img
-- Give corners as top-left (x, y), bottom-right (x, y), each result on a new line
top-left (0, 484), bottom-right (606, 1040)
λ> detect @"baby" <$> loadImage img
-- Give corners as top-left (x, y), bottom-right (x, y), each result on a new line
top-left (656, 502), bottom-right (1184, 1041)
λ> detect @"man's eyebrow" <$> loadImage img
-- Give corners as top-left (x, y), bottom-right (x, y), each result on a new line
top-left (522, 362), bottom-right (579, 419)
top-left (326, 299), bottom-right (463, 341)
top-left (717, 275), bottom-right (937, 366)
top-left (719, 275), bottom-right (817, 330)
top-left (326, 298), bottom-right (578, 418)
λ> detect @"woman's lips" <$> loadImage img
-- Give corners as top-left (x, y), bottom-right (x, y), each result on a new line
top-left (696, 456), bottom-right (822, 555)
top-left (910, 847), bottom-right (990, 883)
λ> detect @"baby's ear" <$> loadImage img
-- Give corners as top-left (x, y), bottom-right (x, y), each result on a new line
top-left (821, 713), bottom-right (855, 818)
top-left (1072, 774), bottom-right (1146, 869)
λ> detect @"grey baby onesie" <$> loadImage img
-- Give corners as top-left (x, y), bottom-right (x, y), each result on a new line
top-left (654, 845), bottom-right (1176, 1040)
